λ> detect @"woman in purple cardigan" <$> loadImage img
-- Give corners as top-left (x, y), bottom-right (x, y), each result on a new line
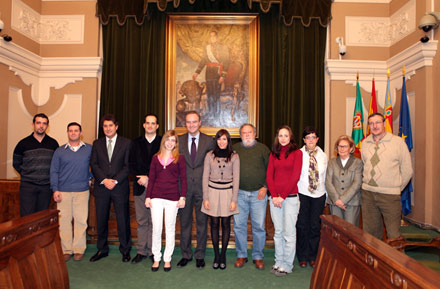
top-left (145, 130), bottom-right (187, 272)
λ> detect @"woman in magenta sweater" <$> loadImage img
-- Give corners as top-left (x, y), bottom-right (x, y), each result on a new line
top-left (145, 130), bottom-right (187, 272)
top-left (266, 125), bottom-right (302, 277)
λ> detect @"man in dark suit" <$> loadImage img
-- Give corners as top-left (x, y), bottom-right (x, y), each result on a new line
top-left (129, 114), bottom-right (161, 264)
top-left (177, 111), bottom-right (214, 269)
top-left (90, 114), bottom-right (132, 262)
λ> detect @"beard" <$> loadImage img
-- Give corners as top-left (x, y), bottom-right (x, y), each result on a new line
top-left (35, 130), bottom-right (45, 136)
top-left (242, 139), bottom-right (256, 147)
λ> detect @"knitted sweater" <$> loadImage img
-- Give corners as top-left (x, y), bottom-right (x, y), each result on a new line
top-left (266, 146), bottom-right (303, 199)
top-left (232, 141), bottom-right (269, 191)
top-left (361, 132), bottom-right (413, 195)
top-left (146, 155), bottom-right (187, 201)
top-left (50, 143), bottom-right (92, 192)
top-left (13, 134), bottom-right (59, 185)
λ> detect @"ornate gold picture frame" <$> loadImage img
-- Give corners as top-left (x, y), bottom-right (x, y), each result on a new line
top-left (166, 14), bottom-right (259, 137)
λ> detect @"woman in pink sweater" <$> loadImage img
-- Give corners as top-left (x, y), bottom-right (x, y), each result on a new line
top-left (266, 125), bottom-right (302, 277)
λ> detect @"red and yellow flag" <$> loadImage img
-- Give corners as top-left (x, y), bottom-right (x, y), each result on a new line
top-left (366, 78), bottom-right (377, 136)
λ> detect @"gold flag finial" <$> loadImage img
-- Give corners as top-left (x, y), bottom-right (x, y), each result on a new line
top-left (387, 68), bottom-right (390, 78)
top-left (402, 65), bottom-right (406, 76)
top-left (357, 71), bottom-right (359, 80)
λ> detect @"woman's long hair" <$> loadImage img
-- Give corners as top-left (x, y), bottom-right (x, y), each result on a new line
top-left (158, 130), bottom-right (180, 164)
top-left (271, 125), bottom-right (298, 159)
top-left (213, 129), bottom-right (233, 162)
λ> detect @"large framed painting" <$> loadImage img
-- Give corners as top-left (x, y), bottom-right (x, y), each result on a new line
top-left (166, 14), bottom-right (259, 137)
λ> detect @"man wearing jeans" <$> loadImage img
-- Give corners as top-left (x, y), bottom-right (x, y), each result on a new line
top-left (13, 113), bottom-right (59, 216)
top-left (232, 124), bottom-right (270, 269)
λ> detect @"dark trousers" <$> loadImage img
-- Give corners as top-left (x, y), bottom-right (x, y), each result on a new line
top-left (19, 181), bottom-right (52, 217)
top-left (206, 79), bottom-right (221, 117)
top-left (179, 190), bottom-right (208, 259)
top-left (94, 186), bottom-right (132, 255)
top-left (296, 193), bottom-right (326, 262)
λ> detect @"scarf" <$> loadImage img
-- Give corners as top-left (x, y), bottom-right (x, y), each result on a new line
top-left (307, 148), bottom-right (319, 193)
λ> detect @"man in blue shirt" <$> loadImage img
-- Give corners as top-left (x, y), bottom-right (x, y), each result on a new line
top-left (50, 122), bottom-right (92, 262)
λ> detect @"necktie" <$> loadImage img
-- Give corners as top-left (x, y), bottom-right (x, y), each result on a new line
top-left (108, 139), bottom-right (113, 161)
top-left (191, 137), bottom-right (197, 163)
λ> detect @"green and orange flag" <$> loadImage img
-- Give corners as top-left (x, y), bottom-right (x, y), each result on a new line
top-left (351, 75), bottom-right (365, 153)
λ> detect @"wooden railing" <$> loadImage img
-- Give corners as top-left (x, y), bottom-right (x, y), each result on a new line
top-left (0, 209), bottom-right (69, 289)
top-left (311, 215), bottom-right (440, 289)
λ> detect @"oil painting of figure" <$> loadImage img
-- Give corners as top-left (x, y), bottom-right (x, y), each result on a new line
top-left (175, 24), bottom-right (249, 128)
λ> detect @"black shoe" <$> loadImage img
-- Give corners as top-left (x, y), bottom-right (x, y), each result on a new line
top-left (131, 254), bottom-right (147, 264)
top-left (177, 257), bottom-right (192, 268)
top-left (89, 251), bottom-right (108, 262)
top-left (122, 252), bottom-right (131, 262)
top-left (164, 264), bottom-right (171, 272)
top-left (219, 256), bottom-right (226, 270)
top-left (151, 261), bottom-right (160, 272)
top-left (213, 256), bottom-right (220, 269)
top-left (196, 259), bottom-right (205, 268)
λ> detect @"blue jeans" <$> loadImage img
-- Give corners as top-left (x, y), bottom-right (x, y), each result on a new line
top-left (233, 189), bottom-right (267, 260)
top-left (269, 196), bottom-right (299, 273)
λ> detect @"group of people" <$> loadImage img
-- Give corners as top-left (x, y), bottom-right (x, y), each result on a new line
top-left (12, 111), bottom-right (412, 276)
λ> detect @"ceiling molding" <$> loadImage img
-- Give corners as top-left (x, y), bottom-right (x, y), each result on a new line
top-left (0, 40), bottom-right (101, 106)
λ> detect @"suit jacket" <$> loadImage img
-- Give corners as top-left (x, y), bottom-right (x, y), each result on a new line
top-left (178, 132), bottom-right (214, 196)
top-left (325, 155), bottom-right (363, 206)
top-left (91, 135), bottom-right (131, 195)
top-left (129, 135), bottom-right (162, 196)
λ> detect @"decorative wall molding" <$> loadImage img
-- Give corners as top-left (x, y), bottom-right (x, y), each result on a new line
top-left (326, 40), bottom-right (438, 96)
top-left (345, 0), bottom-right (415, 47)
top-left (42, 0), bottom-right (95, 1)
top-left (11, 0), bottom-right (85, 44)
top-left (334, 0), bottom-right (391, 3)
top-left (0, 40), bottom-right (101, 106)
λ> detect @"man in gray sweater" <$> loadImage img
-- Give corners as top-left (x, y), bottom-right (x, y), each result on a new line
top-left (361, 113), bottom-right (413, 240)
top-left (232, 124), bottom-right (270, 269)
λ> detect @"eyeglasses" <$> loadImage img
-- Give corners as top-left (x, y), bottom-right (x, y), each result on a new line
top-left (338, 145), bottom-right (350, 149)
top-left (368, 121), bottom-right (384, 126)
top-left (305, 136), bottom-right (317, 140)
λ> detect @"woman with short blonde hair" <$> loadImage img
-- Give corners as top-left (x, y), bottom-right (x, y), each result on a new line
top-left (325, 135), bottom-right (363, 227)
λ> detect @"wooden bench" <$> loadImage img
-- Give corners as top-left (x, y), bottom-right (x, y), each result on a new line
top-left (0, 209), bottom-right (69, 289)
top-left (311, 215), bottom-right (440, 289)
top-left (0, 180), bottom-right (275, 247)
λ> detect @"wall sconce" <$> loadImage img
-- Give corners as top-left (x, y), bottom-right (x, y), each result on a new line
top-left (335, 37), bottom-right (346, 59)
top-left (418, 12), bottom-right (440, 43)
top-left (0, 17), bottom-right (13, 42)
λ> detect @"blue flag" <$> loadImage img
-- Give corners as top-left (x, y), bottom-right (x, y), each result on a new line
top-left (398, 76), bottom-right (413, 215)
